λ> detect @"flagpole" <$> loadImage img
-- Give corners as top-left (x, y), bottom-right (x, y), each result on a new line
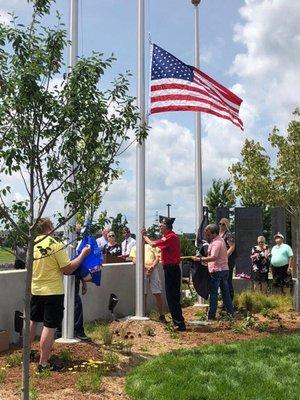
top-left (134, 0), bottom-right (146, 319)
top-left (192, 0), bottom-right (206, 307)
top-left (57, 0), bottom-right (79, 343)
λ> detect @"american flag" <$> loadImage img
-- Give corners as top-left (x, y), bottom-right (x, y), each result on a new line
top-left (150, 44), bottom-right (244, 130)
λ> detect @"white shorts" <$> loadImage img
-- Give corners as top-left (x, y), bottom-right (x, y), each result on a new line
top-left (144, 267), bottom-right (162, 295)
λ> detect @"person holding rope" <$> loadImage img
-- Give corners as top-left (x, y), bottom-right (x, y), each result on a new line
top-left (142, 216), bottom-right (186, 331)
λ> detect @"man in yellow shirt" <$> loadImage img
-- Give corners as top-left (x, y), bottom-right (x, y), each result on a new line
top-left (30, 218), bottom-right (90, 372)
top-left (130, 244), bottom-right (166, 322)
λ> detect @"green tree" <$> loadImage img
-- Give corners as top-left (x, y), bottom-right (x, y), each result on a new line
top-left (205, 178), bottom-right (236, 223)
top-left (180, 234), bottom-right (196, 257)
top-left (147, 223), bottom-right (160, 240)
top-left (229, 109), bottom-right (300, 307)
top-left (0, 2), bottom-right (145, 398)
top-left (110, 213), bottom-right (129, 244)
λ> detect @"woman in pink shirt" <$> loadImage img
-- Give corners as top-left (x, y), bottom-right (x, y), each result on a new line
top-left (193, 224), bottom-right (234, 320)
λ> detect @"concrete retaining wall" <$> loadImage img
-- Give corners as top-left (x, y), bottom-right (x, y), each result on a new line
top-left (1, 264), bottom-right (294, 344)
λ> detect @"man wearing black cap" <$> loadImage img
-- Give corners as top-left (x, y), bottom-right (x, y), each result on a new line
top-left (142, 216), bottom-right (186, 331)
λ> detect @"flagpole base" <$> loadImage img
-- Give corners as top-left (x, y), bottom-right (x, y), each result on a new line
top-left (120, 315), bottom-right (149, 322)
top-left (193, 295), bottom-right (208, 307)
top-left (55, 337), bottom-right (81, 344)
top-left (193, 302), bottom-right (208, 308)
top-left (187, 320), bottom-right (212, 326)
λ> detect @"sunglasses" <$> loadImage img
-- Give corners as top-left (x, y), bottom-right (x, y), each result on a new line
top-left (108, 235), bottom-right (115, 238)
top-left (219, 223), bottom-right (226, 226)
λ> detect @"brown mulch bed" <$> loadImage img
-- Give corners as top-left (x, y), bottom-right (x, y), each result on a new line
top-left (0, 307), bottom-right (299, 400)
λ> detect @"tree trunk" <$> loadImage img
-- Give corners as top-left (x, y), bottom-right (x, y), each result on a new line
top-left (21, 234), bottom-right (34, 400)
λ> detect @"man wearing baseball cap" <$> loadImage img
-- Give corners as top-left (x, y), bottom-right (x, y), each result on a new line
top-left (142, 216), bottom-right (186, 331)
top-left (270, 232), bottom-right (294, 293)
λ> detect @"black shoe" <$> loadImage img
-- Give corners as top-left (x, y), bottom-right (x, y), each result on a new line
top-left (30, 350), bottom-right (38, 362)
top-left (159, 315), bottom-right (167, 324)
top-left (175, 325), bottom-right (186, 332)
top-left (75, 333), bottom-right (91, 341)
top-left (37, 363), bottom-right (64, 373)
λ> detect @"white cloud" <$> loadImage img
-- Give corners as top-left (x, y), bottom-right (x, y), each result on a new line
top-left (0, 10), bottom-right (11, 25)
top-left (100, 117), bottom-right (245, 233)
top-left (231, 0), bottom-right (300, 128)
top-left (0, 1), bottom-right (27, 12)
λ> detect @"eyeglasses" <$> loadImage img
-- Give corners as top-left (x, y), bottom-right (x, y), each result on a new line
top-left (108, 235), bottom-right (115, 238)
top-left (219, 223), bottom-right (226, 226)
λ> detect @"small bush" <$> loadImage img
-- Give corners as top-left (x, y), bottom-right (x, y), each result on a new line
top-left (148, 309), bottom-right (160, 321)
top-left (76, 370), bottom-right (103, 393)
top-left (36, 367), bottom-right (51, 379)
top-left (5, 352), bottom-right (22, 367)
top-left (29, 385), bottom-right (39, 400)
top-left (100, 325), bottom-right (113, 345)
top-left (232, 314), bottom-right (255, 334)
top-left (0, 368), bottom-right (7, 384)
top-left (181, 296), bottom-right (195, 308)
top-left (59, 348), bottom-right (72, 363)
top-left (254, 321), bottom-right (269, 332)
top-left (195, 309), bottom-right (207, 320)
top-left (144, 325), bottom-right (156, 337)
top-left (84, 321), bottom-right (102, 341)
top-left (234, 291), bottom-right (292, 314)
top-left (103, 352), bottom-right (119, 369)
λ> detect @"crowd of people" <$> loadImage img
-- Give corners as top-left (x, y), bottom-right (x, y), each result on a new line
top-left (27, 215), bottom-right (294, 373)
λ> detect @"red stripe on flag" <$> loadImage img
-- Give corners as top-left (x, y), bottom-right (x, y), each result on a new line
top-left (150, 105), bottom-right (244, 130)
top-left (194, 68), bottom-right (242, 104)
top-left (151, 83), bottom-right (239, 114)
top-left (151, 94), bottom-right (240, 119)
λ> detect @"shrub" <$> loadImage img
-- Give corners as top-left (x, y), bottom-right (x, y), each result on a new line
top-left (5, 352), bottom-right (22, 367)
top-left (59, 348), bottom-right (72, 363)
top-left (29, 385), bottom-right (39, 400)
top-left (103, 352), bottom-right (119, 369)
top-left (0, 368), bottom-right (7, 384)
top-left (148, 309), bottom-right (160, 321)
top-left (143, 325), bottom-right (156, 337)
top-left (76, 370), bottom-right (103, 393)
top-left (234, 291), bottom-right (292, 314)
top-left (84, 321), bottom-right (102, 341)
top-left (195, 309), bottom-right (207, 320)
top-left (100, 325), bottom-right (113, 345)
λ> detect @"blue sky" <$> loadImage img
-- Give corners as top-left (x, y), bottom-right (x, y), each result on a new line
top-left (0, 0), bottom-right (299, 233)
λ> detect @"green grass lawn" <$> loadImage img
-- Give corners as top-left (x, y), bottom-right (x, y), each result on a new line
top-left (126, 333), bottom-right (300, 400)
top-left (0, 247), bottom-right (14, 263)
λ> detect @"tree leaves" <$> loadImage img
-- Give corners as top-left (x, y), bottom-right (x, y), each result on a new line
top-left (229, 109), bottom-right (300, 215)
top-left (205, 179), bottom-right (236, 223)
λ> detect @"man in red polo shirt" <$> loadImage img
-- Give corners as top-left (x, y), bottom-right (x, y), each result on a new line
top-left (142, 216), bottom-right (186, 331)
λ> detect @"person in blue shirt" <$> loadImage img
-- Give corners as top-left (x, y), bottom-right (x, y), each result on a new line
top-left (271, 232), bottom-right (294, 294)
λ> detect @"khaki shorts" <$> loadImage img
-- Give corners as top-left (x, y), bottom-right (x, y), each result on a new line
top-left (144, 267), bottom-right (162, 295)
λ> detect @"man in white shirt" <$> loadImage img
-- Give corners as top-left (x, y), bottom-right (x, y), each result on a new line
top-left (121, 227), bottom-right (136, 258)
top-left (96, 227), bottom-right (111, 251)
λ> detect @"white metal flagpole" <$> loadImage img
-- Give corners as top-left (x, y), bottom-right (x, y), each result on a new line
top-left (134, 0), bottom-right (146, 318)
top-left (57, 0), bottom-right (79, 343)
top-left (192, 0), bottom-right (206, 307)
